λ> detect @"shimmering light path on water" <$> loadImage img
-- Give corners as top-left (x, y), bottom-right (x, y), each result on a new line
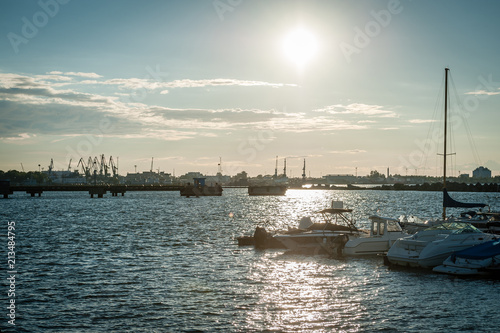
top-left (1, 189), bottom-right (500, 332)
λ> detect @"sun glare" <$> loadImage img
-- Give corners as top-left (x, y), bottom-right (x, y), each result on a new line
top-left (282, 27), bottom-right (318, 69)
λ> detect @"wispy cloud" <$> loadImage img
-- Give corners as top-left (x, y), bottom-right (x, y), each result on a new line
top-left (47, 71), bottom-right (103, 78)
top-left (314, 103), bottom-right (398, 118)
top-left (329, 149), bottom-right (367, 154)
top-left (0, 71), bottom-right (369, 142)
top-left (409, 119), bottom-right (436, 124)
top-left (1, 133), bottom-right (36, 143)
top-left (465, 89), bottom-right (500, 96)
top-left (81, 77), bottom-right (298, 92)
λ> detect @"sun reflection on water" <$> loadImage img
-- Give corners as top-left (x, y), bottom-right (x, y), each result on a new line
top-left (243, 253), bottom-right (366, 332)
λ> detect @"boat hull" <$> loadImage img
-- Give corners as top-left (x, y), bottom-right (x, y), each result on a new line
top-left (248, 185), bottom-right (287, 196)
top-left (180, 186), bottom-right (222, 197)
top-left (433, 239), bottom-right (500, 275)
top-left (386, 227), bottom-right (495, 268)
top-left (275, 232), bottom-right (351, 255)
top-left (343, 238), bottom-right (399, 256)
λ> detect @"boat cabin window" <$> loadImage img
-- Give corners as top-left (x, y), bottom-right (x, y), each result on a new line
top-left (372, 222), bottom-right (385, 236)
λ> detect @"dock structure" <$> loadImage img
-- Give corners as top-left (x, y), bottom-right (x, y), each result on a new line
top-left (0, 180), bottom-right (13, 198)
top-left (4, 184), bottom-right (184, 198)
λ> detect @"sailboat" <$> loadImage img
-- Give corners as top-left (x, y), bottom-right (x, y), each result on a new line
top-left (386, 68), bottom-right (496, 268)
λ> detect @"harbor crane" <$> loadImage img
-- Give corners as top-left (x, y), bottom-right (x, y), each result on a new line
top-left (48, 158), bottom-right (54, 175)
top-left (76, 154), bottom-right (120, 181)
top-left (77, 158), bottom-right (91, 178)
top-left (109, 156), bottom-right (118, 178)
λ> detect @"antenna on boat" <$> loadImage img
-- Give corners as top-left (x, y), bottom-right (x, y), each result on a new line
top-left (283, 158), bottom-right (287, 177)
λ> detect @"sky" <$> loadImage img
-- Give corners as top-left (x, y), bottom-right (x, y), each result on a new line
top-left (1, 0), bottom-right (500, 178)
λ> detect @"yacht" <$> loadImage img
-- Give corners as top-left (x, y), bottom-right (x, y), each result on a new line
top-left (385, 222), bottom-right (495, 268)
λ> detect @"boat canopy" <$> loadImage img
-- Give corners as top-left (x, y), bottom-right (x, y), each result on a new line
top-left (443, 189), bottom-right (487, 209)
top-left (369, 215), bottom-right (399, 223)
top-left (424, 222), bottom-right (480, 232)
top-left (452, 239), bottom-right (500, 260)
top-left (317, 208), bottom-right (353, 214)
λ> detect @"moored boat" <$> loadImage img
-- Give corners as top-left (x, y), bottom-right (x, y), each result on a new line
top-left (180, 177), bottom-right (222, 197)
top-left (248, 185), bottom-right (287, 196)
top-left (385, 222), bottom-right (495, 268)
top-left (342, 215), bottom-right (406, 256)
top-left (433, 238), bottom-right (500, 276)
top-left (273, 202), bottom-right (361, 255)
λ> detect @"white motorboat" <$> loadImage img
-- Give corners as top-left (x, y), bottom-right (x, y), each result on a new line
top-left (386, 222), bottom-right (495, 268)
top-left (274, 202), bottom-right (362, 255)
top-left (433, 238), bottom-right (500, 276)
top-left (342, 215), bottom-right (406, 256)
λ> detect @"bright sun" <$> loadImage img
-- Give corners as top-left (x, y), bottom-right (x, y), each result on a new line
top-left (282, 27), bottom-right (318, 69)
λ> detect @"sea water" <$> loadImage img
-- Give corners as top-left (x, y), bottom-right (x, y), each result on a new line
top-left (1, 189), bottom-right (500, 332)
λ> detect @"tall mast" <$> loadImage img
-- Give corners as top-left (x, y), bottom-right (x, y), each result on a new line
top-left (274, 156), bottom-right (278, 178)
top-left (302, 158), bottom-right (306, 180)
top-left (442, 67), bottom-right (449, 220)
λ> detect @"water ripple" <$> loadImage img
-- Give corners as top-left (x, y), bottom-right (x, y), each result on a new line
top-left (1, 189), bottom-right (500, 332)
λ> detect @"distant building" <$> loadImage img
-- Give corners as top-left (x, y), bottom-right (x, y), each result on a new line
top-left (472, 166), bottom-right (491, 179)
top-left (205, 173), bottom-right (231, 185)
top-left (44, 170), bottom-right (86, 184)
top-left (125, 171), bottom-right (172, 184)
top-left (231, 171), bottom-right (249, 186)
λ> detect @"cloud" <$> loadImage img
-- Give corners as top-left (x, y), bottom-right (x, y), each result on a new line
top-left (78, 77), bottom-right (298, 91)
top-left (47, 71), bottom-right (102, 78)
top-left (0, 71), bottom-right (367, 142)
top-left (314, 103), bottom-right (398, 118)
top-left (465, 89), bottom-right (500, 96)
top-left (409, 119), bottom-right (436, 124)
top-left (329, 149), bottom-right (367, 154)
top-left (159, 78), bottom-right (297, 89)
top-left (1, 133), bottom-right (36, 143)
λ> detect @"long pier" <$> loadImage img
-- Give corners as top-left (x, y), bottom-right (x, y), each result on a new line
top-left (2, 184), bottom-right (185, 198)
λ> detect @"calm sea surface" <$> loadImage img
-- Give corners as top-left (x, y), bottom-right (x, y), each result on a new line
top-left (2, 189), bottom-right (500, 332)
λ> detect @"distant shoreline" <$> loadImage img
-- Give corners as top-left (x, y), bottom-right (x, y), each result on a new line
top-left (292, 182), bottom-right (500, 192)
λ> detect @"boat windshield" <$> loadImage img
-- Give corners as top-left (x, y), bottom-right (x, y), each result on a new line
top-left (387, 220), bottom-right (402, 232)
top-left (424, 222), bottom-right (481, 232)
